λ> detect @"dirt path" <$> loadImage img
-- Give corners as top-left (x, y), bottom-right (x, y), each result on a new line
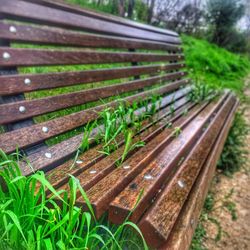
top-left (202, 77), bottom-right (250, 250)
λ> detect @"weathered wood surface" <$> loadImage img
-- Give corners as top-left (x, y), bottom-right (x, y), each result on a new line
top-left (160, 99), bottom-right (239, 250)
top-left (0, 48), bottom-right (184, 67)
top-left (0, 80), bottom-right (190, 153)
top-left (138, 94), bottom-right (236, 248)
top-left (0, 21), bottom-right (181, 51)
top-left (0, 1), bottom-right (239, 248)
top-left (0, 63), bottom-right (185, 96)
top-left (0, 72), bottom-right (186, 124)
top-left (0, 0), bottom-right (180, 43)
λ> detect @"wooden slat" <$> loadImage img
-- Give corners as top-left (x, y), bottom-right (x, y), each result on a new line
top-left (0, 48), bottom-right (184, 67)
top-left (108, 94), bottom-right (228, 224)
top-left (42, 98), bottom-right (192, 187)
top-left (0, 63), bottom-right (185, 96)
top-left (0, 22), bottom-right (181, 52)
top-left (55, 102), bottom-right (196, 197)
top-left (75, 100), bottom-right (212, 218)
top-left (0, 80), bottom-right (190, 153)
top-left (137, 95), bottom-right (236, 248)
top-left (162, 100), bottom-right (238, 250)
top-left (0, 0), bottom-right (180, 43)
top-left (24, 0), bottom-right (178, 38)
top-left (19, 89), bottom-right (191, 175)
top-left (0, 71), bottom-right (186, 124)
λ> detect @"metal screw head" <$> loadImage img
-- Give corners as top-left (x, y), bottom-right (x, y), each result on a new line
top-left (123, 165), bottom-right (131, 170)
top-left (9, 26), bottom-right (17, 33)
top-left (24, 78), bottom-right (31, 85)
top-left (2, 52), bottom-right (10, 60)
top-left (76, 160), bottom-right (83, 164)
top-left (19, 106), bottom-right (26, 113)
top-left (177, 180), bottom-right (185, 188)
top-left (89, 170), bottom-right (97, 174)
top-left (190, 219), bottom-right (195, 226)
top-left (144, 174), bottom-right (153, 180)
top-left (42, 126), bottom-right (49, 133)
top-left (45, 152), bottom-right (52, 159)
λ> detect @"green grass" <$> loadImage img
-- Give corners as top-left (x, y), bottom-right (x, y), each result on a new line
top-left (217, 112), bottom-right (249, 176)
top-left (0, 150), bottom-right (148, 250)
top-left (182, 35), bottom-right (250, 96)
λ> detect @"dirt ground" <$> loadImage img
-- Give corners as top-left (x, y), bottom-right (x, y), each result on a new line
top-left (203, 78), bottom-right (250, 250)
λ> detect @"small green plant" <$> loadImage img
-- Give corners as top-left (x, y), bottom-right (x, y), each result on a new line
top-left (188, 79), bottom-right (214, 103)
top-left (173, 127), bottom-right (182, 138)
top-left (116, 130), bottom-right (145, 166)
top-left (182, 108), bottom-right (189, 116)
top-left (190, 222), bottom-right (207, 250)
top-left (217, 111), bottom-right (249, 176)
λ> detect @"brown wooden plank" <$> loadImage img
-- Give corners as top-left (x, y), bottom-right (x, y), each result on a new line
top-left (23, 0), bottom-right (178, 38)
top-left (20, 89), bottom-right (191, 175)
top-left (38, 97), bottom-right (192, 183)
top-left (0, 22), bottom-right (181, 52)
top-left (160, 100), bottom-right (239, 250)
top-left (0, 0), bottom-right (180, 43)
top-left (0, 63), bottom-right (185, 96)
top-left (0, 79), bottom-right (190, 153)
top-left (0, 71), bottom-right (186, 124)
top-left (0, 48), bottom-right (184, 67)
top-left (108, 93), bottom-right (228, 224)
top-left (55, 102), bottom-right (196, 198)
top-left (137, 95), bottom-right (236, 248)
top-left (75, 100), bottom-right (211, 219)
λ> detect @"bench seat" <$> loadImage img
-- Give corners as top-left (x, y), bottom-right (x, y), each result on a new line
top-left (0, 0), bottom-right (238, 249)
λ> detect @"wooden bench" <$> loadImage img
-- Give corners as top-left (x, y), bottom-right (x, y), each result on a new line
top-left (0, 0), bottom-right (238, 249)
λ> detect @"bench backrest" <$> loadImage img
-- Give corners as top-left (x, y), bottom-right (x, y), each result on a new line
top-left (0, 0), bottom-right (188, 157)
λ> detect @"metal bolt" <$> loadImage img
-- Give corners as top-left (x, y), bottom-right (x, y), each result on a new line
top-left (144, 174), bottom-right (153, 180)
top-left (190, 219), bottom-right (195, 226)
top-left (45, 152), bottom-right (52, 159)
top-left (19, 106), bottom-right (26, 113)
top-left (123, 165), bottom-right (131, 169)
top-left (2, 52), bottom-right (10, 60)
top-left (76, 160), bottom-right (83, 164)
top-left (9, 26), bottom-right (17, 33)
top-left (24, 78), bottom-right (31, 85)
top-left (42, 126), bottom-right (49, 133)
top-left (89, 170), bottom-right (97, 174)
top-left (177, 180), bottom-right (185, 188)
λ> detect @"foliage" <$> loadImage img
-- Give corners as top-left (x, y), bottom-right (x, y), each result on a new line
top-left (217, 111), bottom-right (249, 176)
top-left (117, 129), bottom-right (145, 165)
top-left (206, 0), bottom-right (245, 51)
top-left (190, 222), bottom-right (207, 250)
top-left (0, 150), bottom-right (148, 250)
top-left (182, 35), bottom-right (250, 96)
